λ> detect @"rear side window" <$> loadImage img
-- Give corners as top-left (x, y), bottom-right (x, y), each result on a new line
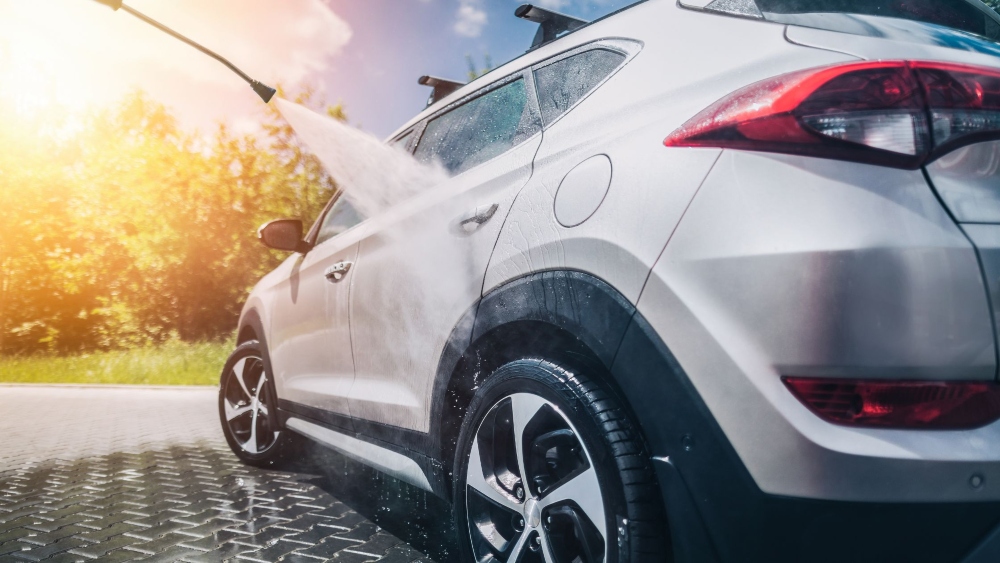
top-left (534, 49), bottom-right (627, 126)
top-left (414, 78), bottom-right (540, 175)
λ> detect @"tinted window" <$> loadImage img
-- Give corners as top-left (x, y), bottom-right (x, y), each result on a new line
top-left (414, 78), bottom-right (540, 175)
top-left (315, 195), bottom-right (363, 246)
top-left (389, 130), bottom-right (413, 152)
top-left (534, 49), bottom-right (627, 126)
top-left (756, 0), bottom-right (1000, 40)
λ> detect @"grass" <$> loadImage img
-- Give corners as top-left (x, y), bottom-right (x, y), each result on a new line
top-left (0, 341), bottom-right (232, 386)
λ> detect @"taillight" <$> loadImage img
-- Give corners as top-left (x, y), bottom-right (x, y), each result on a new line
top-left (665, 61), bottom-right (1000, 169)
top-left (783, 377), bottom-right (1000, 430)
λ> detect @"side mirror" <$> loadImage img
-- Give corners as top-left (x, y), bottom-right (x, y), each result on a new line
top-left (258, 219), bottom-right (310, 253)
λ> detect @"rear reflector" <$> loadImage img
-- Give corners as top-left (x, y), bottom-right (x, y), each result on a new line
top-left (665, 61), bottom-right (1000, 169)
top-left (782, 377), bottom-right (1000, 430)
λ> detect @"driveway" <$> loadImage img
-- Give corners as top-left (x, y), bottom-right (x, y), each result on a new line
top-left (0, 385), bottom-right (453, 562)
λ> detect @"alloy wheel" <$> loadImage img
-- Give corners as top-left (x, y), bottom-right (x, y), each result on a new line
top-left (221, 354), bottom-right (279, 455)
top-left (466, 393), bottom-right (607, 563)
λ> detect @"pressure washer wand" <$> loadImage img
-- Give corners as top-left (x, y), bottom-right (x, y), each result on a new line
top-left (91, 0), bottom-right (276, 103)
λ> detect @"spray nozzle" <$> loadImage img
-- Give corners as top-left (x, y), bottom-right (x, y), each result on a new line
top-left (90, 0), bottom-right (277, 103)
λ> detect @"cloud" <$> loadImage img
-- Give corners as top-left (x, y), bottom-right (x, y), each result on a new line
top-left (532, 0), bottom-right (571, 8)
top-left (454, 2), bottom-right (488, 37)
top-left (0, 0), bottom-right (352, 130)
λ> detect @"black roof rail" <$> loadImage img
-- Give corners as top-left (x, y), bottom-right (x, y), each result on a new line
top-left (418, 75), bottom-right (465, 107)
top-left (515, 4), bottom-right (589, 50)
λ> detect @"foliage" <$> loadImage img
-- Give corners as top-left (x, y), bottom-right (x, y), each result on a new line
top-left (466, 53), bottom-right (494, 81)
top-left (0, 340), bottom-right (231, 385)
top-left (0, 90), bottom-right (341, 355)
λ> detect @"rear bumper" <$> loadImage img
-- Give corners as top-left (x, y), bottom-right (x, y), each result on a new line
top-left (611, 312), bottom-right (1000, 562)
top-left (653, 451), bottom-right (1000, 563)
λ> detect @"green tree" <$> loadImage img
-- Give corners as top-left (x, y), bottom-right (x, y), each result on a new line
top-left (0, 89), bottom-right (340, 355)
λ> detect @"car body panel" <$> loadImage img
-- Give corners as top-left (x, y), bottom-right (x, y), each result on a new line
top-left (484, 2), bottom-right (854, 304)
top-left (347, 131), bottom-right (543, 432)
top-left (927, 141), bottom-right (1000, 369)
top-left (641, 149), bottom-right (1000, 501)
top-left (267, 229), bottom-right (364, 417)
top-left (929, 141), bottom-right (1000, 224)
top-left (786, 17), bottom-right (1000, 66)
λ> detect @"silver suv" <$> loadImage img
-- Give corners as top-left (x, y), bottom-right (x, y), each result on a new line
top-left (219, 1), bottom-right (1000, 561)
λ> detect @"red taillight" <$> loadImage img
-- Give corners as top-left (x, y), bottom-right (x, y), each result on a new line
top-left (665, 61), bottom-right (1000, 169)
top-left (782, 377), bottom-right (1000, 430)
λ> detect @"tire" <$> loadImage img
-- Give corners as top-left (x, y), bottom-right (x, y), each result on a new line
top-left (218, 340), bottom-right (301, 467)
top-left (453, 358), bottom-right (668, 563)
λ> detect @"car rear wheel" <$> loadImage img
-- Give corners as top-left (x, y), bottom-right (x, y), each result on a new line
top-left (453, 359), bottom-right (668, 563)
top-left (218, 340), bottom-right (300, 467)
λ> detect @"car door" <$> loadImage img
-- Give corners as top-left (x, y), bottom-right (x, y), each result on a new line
top-left (348, 72), bottom-right (543, 432)
top-left (268, 194), bottom-right (365, 424)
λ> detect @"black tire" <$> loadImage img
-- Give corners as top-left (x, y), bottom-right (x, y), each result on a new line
top-left (453, 358), bottom-right (668, 563)
top-left (218, 340), bottom-right (301, 468)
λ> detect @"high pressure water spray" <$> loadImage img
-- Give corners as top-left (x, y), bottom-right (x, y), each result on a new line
top-left (90, 0), bottom-right (276, 103)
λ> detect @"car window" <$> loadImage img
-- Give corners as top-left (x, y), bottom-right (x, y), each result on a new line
top-left (389, 130), bottom-right (414, 152)
top-left (755, 0), bottom-right (1000, 41)
top-left (414, 78), bottom-right (540, 175)
top-left (533, 49), bottom-right (627, 127)
top-left (315, 195), bottom-right (364, 246)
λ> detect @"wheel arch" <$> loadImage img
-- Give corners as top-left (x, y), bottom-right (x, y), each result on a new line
top-left (237, 308), bottom-right (265, 345)
top-left (431, 271), bottom-right (641, 489)
top-left (232, 308), bottom-right (283, 409)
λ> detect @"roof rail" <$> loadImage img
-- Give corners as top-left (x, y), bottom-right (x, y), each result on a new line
top-left (515, 4), bottom-right (589, 50)
top-left (418, 75), bottom-right (465, 107)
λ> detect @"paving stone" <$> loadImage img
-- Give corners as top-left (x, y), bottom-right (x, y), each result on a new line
top-left (67, 533), bottom-right (143, 559)
top-left (375, 544), bottom-right (427, 563)
top-left (0, 531), bottom-right (30, 546)
top-left (8, 537), bottom-right (88, 562)
top-left (75, 522), bottom-right (143, 543)
top-left (354, 533), bottom-right (404, 557)
top-left (294, 536), bottom-right (370, 560)
top-left (133, 545), bottom-right (205, 562)
top-left (123, 520), bottom-right (195, 541)
top-left (235, 538), bottom-right (306, 562)
top-left (17, 526), bottom-right (90, 547)
top-left (174, 530), bottom-right (246, 551)
top-left (0, 387), bottom-right (439, 563)
top-left (327, 548), bottom-right (382, 562)
top-left (92, 549), bottom-right (141, 563)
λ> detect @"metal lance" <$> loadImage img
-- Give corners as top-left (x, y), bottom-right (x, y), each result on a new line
top-left (89, 0), bottom-right (276, 103)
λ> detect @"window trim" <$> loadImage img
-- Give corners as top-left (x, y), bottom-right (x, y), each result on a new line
top-left (388, 127), bottom-right (419, 154)
top-left (409, 68), bottom-right (543, 176)
top-left (530, 38), bottom-right (643, 131)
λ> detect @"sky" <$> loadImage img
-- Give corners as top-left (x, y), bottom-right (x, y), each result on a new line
top-left (0, 0), bottom-right (637, 139)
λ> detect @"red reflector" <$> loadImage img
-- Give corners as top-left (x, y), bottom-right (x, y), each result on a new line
top-left (666, 60), bottom-right (1000, 169)
top-left (782, 377), bottom-right (1000, 430)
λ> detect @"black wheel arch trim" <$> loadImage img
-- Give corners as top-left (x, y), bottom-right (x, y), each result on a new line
top-left (430, 270), bottom-right (636, 459)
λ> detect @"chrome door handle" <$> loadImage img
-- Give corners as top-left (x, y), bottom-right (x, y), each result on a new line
top-left (324, 261), bottom-right (353, 283)
top-left (459, 203), bottom-right (499, 232)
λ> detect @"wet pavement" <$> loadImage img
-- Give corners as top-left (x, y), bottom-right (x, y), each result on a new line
top-left (0, 385), bottom-right (456, 562)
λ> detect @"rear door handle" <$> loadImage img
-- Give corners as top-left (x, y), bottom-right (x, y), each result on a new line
top-left (458, 203), bottom-right (500, 233)
top-left (324, 261), bottom-right (353, 283)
